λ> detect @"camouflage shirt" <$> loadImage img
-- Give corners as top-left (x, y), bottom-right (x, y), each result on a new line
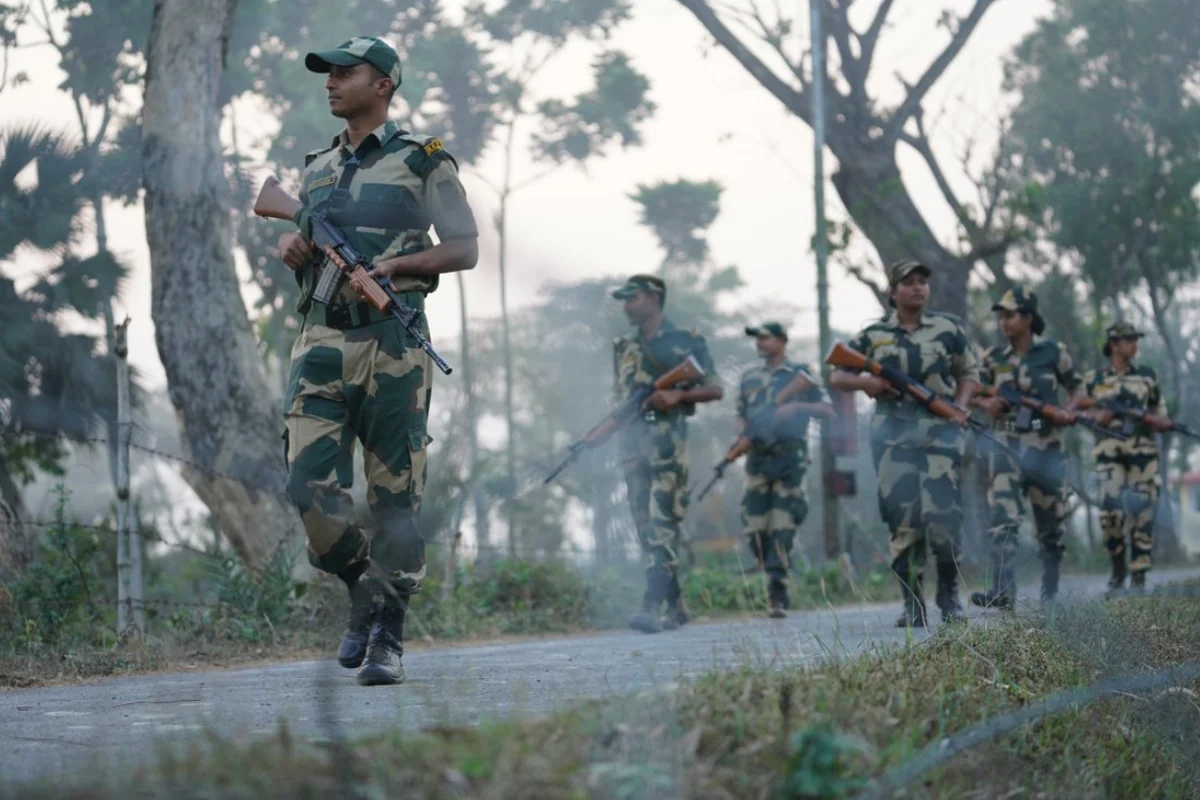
top-left (737, 360), bottom-right (826, 456)
top-left (981, 337), bottom-right (1082, 442)
top-left (613, 317), bottom-right (718, 445)
top-left (1085, 363), bottom-right (1165, 458)
top-left (846, 310), bottom-right (979, 448)
top-left (295, 119), bottom-right (477, 302)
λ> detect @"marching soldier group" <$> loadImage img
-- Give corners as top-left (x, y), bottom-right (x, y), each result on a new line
top-left (272, 35), bottom-right (1179, 685)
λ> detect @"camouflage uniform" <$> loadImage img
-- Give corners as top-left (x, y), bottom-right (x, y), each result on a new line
top-left (736, 333), bottom-right (827, 607)
top-left (845, 262), bottom-right (979, 624)
top-left (976, 288), bottom-right (1082, 607)
top-left (1085, 323), bottom-right (1164, 589)
top-left (611, 277), bottom-right (719, 625)
top-left (284, 37), bottom-right (477, 682)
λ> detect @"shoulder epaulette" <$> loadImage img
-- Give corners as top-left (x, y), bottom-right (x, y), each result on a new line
top-left (304, 145), bottom-right (335, 168)
top-left (399, 132), bottom-right (458, 180)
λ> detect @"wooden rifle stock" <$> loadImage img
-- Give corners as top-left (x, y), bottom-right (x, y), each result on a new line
top-left (825, 342), bottom-right (966, 423)
top-left (253, 175), bottom-right (303, 221)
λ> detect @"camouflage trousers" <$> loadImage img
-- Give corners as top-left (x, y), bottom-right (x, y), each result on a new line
top-left (873, 429), bottom-right (964, 571)
top-left (741, 451), bottom-right (808, 580)
top-left (621, 419), bottom-right (688, 575)
top-left (283, 317), bottom-right (433, 592)
top-left (1098, 454), bottom-right (1160, 574)
top-left (987, 433), bottom-right (1068, 559)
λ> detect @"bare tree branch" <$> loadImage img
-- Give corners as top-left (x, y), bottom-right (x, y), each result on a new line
top-left (827, 0), bottom-right (865, 100)
top-left (744, 0), bottom-right (808, 87)
top-left (859, 0), bottom-right (897, 76)
top-left (843, 260), bottom-right (888, 307)
top-left (884, 0), bottom-right (998, 142)
top-left (677, 0), bottom-right (811, 122)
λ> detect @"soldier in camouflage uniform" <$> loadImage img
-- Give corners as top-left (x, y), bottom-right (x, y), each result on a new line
top-left (611, 275), bottom-right (723, 634)
top-left (970, 288), bottom-right (1085, 610)
top-left (830, 260), bottom-right (980, 628)
top-left (275, 37), bottom-right (478, 686)
top-left (735, 322), bottom-right (832, 618)
top-left (1082, 322), bottom-right (1171, 595)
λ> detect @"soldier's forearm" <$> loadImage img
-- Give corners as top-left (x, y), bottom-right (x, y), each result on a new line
top-left (371, 237), bottom-right (479, 278)
top-left (680, 385), bottom-right (723, 404)
top-left (954, 380), bottom-right (979, 408)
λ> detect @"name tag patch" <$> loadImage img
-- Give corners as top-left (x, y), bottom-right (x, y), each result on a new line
top-left (308, 175), bottom-right (337, 191)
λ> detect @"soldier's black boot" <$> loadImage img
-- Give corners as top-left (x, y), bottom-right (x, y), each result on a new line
top-left (661, 572), bottom-right (690, 630)
top-left (336, 561), bottom-right (374, 669)
top-left (892, 557), bottom-right (927, 629)
top-left (1129, 569), bottom-right (1147, 595)
top-left (1106, 553), bottom-right (1128, 599)
top-left (767, 576), bottom-right (789, 619)
top-left (970, 550), bottom-right (1014, 611)
top-left (356, 592), bottom-right (406, 686)
top-left (630, 566), bottom-right (668, 634)
top-left (935, 560), bottom-right (966, 624)
top-left (1040, 550), bottom-right (1062, 604)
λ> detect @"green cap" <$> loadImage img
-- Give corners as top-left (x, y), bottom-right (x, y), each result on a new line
top-left (991, 286), bottom-right (1039, 314)
top-left (887, 259), bottom-right (931, 285)
top-left (305, 36), bottom-right (402, 87)
top-left (1106, 321), bottom-right (1144, 340)
top-left (610, 274), bottom-right (666, 301)
top-left (745, 321), bottom-right (787, 340)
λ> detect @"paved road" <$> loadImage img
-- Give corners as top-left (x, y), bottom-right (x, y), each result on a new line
top-left (1, 568), bottom-right (1194, 786)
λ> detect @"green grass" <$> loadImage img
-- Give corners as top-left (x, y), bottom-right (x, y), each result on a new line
top-left (7, 582), bottom-right (1200, 798)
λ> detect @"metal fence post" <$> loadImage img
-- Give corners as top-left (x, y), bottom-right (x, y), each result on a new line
top-left (114, 318), bottom-right (143, 633)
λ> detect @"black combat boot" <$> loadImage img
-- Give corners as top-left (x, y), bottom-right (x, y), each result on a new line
top-left (935, 560), bottom-right (967, 624)
top-left (1105, 553), bottom-right (1128, 599)
top-left (1129, 569), bottom-right (1147, 594)
top-left (336, 561), bottom-right (374, 669)
top-left (767, 576), bottom-right (789, 619)
top-left (1040, 550), bottom-right (1062, 604)
top-left (892, 557), bottom-right (927, 629)
top-left (630, 566), bottom-right (669, 634)
top-left (970, 550), bottom-right (1015, 611)
top-left (660, 572), bottom-right (690, 630)
top-left (356, 592), bottom-right (406, 686)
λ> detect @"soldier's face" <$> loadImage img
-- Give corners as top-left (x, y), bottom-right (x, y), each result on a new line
top-left (755, 334), bottom-right (783, 359)
top-left (1112, 337), bottom-right (1139, 359)
top-left (997, 309), bottom-right (1030, 340)
top-left (890, 272), bottom-right (929, 311)
top-left (622, 291), bottom-right (658, 323)
top-left (325, 64), bottom-right (386, 119)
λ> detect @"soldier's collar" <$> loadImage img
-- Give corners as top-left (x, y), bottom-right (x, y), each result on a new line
top-left (639, 316), bottom-right (676, 341)
top-left (883, 310), bottom-right (931, 329)
top-left (331, 120), bottom-right (402, 152)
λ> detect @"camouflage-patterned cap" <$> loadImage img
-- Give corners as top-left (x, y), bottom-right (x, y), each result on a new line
top-left (1106, 321), bottom-right (1145, 339)
top-left (610, 274), bottom-right (666, 300)
top-left (305, 36), bottom-right (402, 87)
top-left (991, 286), bottom-right (1038, 314)
top-left (745, 321), bottom-right (787, 340)
top-left (887, 259), bottom-right (932, 285)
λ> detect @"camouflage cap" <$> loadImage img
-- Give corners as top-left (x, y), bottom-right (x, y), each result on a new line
top-left (991, 286), bottom-right (1038, 314)
top-left (305, 36), bottom-right (402, 87)
top-left (1106, 321), bottom-right (1145, 340)
top-left (887, 259), bottom-right (931, 285)
top-left (610, 274), bottom-right (666, 301)
top-left (745, 321), bottom-right (787, 340)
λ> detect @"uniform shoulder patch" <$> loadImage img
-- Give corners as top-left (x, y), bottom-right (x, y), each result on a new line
top-left (303, 145), bottom-right (335, 168)
top-left (423, 137), bottom-right (444, 156)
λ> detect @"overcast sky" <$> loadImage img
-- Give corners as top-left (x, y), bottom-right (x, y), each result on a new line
top-left (1, 0), bottom-right (1051, 392)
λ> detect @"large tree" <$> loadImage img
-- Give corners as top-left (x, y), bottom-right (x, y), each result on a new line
top-left (674, 0), bottom-right (1023, 318)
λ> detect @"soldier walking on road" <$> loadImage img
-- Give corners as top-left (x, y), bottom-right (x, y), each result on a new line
top-left (829, 260), bottom-right (980, 628)
top-left (1082, 322), bottom-right (1171, 596)
top-left (734, 322), bottom-right (832, 618)
top-left (970, 288), bottom-right (1086, 609)
top-left (275, 36), bottom-right (479, 685)
top-left (611, 275), bottom-right (723, 634)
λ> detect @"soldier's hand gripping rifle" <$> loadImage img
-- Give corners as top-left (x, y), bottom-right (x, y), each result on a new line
top-left (695, 370), bottom-right (818, 504)
top-left (979, 383), bottom-right (1127, 441)
top-left (1079, 398), bottom-right (1200, 440)
top-left (253, 176), bottom-right (452, 375)
top-left (543, 355), bottom-right (706, 485)
top-left (825, 342), bottom-right (1037, 476)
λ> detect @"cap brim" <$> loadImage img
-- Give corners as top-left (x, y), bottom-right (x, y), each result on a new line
top-left (611, 287), bottom-right (638, 300)
top-left (745, 326), bottom-right (762, 337)
top-left (305, 50), bottom-right (367, 73)
top-left (991, 303), bottom-right (1016, 312)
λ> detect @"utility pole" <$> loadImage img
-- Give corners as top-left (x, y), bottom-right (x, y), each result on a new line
top-left (114, 318), bottom-right (143, 633)
top-left (810, 0), bottom-right (840, 560)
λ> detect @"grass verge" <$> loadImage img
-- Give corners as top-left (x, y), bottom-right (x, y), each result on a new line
top-left (5, 581), bottom-right (1199, 798)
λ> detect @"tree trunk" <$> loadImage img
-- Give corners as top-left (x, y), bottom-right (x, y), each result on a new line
top-left (830, 141), bottom-right (971, 318)
top-left (0, 460), bottom-right (33, 577)
top-left (142, 0), bottom-right (298, 570)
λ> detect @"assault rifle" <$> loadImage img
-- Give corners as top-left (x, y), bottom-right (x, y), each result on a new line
top-left (253, 176), bottom-right (452, 375)
top-left (825, 342), bottom-right (1055, 489)
top-left (1078, 397), bottom-right (1200, 440)
top-left (543, 355), bottom-right (706, 485)
top-left (978, 383), bottom-right (1127, 440)
top-left (694, 370), bottom-right (822, 504)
